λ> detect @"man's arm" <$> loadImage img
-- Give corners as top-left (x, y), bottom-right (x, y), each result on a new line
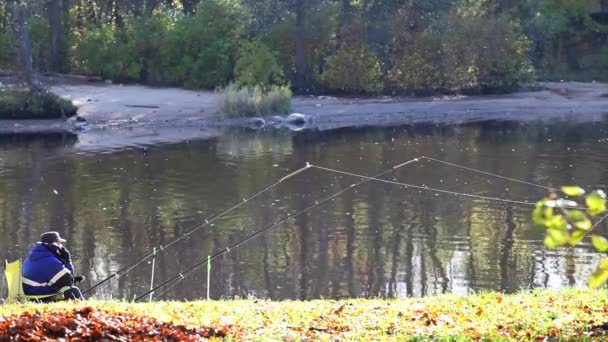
top-left (58, 247), bottom-right (74, 273)
top-left (53, 268), bottom-right (75, 288)
top-left (58, 247), bottom-right (85, 283)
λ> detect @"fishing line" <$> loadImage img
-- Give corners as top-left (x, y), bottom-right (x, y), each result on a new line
top-left (420, 156), bottom-right (561, 192)
top-left (309, 165), bottom-right (586, 209)
top-left (133, 157), bottom-right (423, 301)
top-left (134, 156), bottom-right (588, 300)
top-left (83, 164), bottom-right (312, 296)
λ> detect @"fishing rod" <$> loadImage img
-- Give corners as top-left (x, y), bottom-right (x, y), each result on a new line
top-left (83, 164), bottom-right (312, 296)
top-left (133, 157), bottom-right (423, 301)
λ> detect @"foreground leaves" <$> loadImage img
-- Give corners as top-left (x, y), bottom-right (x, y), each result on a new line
top-left (535, 187), bottom-right (608, 287)
top-left (0, 306), bottom-right (225, 341)
top-left (2, 289), bottom-right (608, 340)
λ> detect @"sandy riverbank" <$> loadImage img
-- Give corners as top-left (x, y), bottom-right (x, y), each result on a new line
top-left (0, 81), bottom-right (606, 148)
top-left (54, 81), bottom-right (608, 129)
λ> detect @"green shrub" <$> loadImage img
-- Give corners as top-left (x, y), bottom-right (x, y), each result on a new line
top-left (70, 1), bottom-right (245, 87)
top-left (437, 12), bottom-right (534, 92)
top-left (0, 89), bottom-right (78, 119)
top-left (389, 32), bottom-right (441, 94)
top-left (219, 83), bottom-right (291, 118)
top-left (71, 23), bottom-right (142, 81)
top-left (322, 44), bottom-right (383, 93)
top-left (259, 85), bottom-right (292, 115)
top-left (234, 40), bottom-right (285, 90)
top-left (126, 14), bottom-right (169, 83)
top-left (160, 0), bottom-right (245, 88)
top-left (0, 29), bottom-right (14, 68)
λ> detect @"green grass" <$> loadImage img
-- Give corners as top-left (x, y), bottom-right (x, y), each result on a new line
top-left (0, 89), bottom-right (77, 119)
top-left (218, 83), bottom-right (292, 118)
top-left (2, 288), bottom-right (608, 340)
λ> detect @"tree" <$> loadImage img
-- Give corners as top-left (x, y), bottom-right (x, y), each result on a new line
top-left (293, 0), bottom-right (307, 93)
top-left (11, 1), bottom-right (42, 92)
top-left (48, 0), bottom-right (64, 72)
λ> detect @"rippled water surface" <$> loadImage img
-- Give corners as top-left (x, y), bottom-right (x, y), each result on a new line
top-left (1, 120), bottom-right (608, 301)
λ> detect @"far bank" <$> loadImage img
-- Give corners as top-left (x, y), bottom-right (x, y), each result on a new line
top-left (0, 81), bottom-right (606, 149)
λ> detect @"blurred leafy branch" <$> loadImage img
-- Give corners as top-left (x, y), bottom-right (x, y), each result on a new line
top-left (534, 186), bottom-right (607, 287)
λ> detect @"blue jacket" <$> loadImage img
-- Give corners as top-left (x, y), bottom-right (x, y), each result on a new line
top-left (22, 242), bottom-right (74, 295)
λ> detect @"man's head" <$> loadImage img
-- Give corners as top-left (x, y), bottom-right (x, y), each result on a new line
top-left (40, 231), bottom-right (66, 246)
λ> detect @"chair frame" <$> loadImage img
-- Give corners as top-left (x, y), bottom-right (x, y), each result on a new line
top-left (4, 259), bottom-right (68, 302)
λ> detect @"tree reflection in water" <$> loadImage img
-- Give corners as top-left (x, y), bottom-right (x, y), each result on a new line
top-left (0, 122), bottom-right (607, 300)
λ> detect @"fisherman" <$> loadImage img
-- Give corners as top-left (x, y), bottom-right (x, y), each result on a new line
top-left (21, 231), bottom-right (85, 301)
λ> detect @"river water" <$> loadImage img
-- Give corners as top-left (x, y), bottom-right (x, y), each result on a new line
top-left (1, 120), bottom-right (607, 301)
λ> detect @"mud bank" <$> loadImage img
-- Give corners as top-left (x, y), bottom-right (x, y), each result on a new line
top-left (0, 81), bottom-right (606, 148)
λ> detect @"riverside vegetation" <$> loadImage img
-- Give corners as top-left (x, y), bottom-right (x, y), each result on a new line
top-left (2, 289), bottom-right (608, 340)
top-left (0, 88), bottom-right (77, 119)
top-left (1, 1), bottom-right (608, 117)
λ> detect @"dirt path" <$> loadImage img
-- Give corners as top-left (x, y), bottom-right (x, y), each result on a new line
top-left (0, 81), bottom-right (606, 149)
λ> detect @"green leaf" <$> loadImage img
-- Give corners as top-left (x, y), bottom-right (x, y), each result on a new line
top-left (566, 210), bottom-right (592, 230)
top-left (567, 209), bottom-right (587, 221)
top-left (533, 201), bottom-right (546, 225)
top-left (589, 257), bottom-right (608, 288)
top-left (544, 235), bottom-right (558, 248)
top-left (589, 269), bottom-right (608, 288)
top-left (569, 229), bottom-right (586, 246)
top-left (545, 228), bottom-right (569, 248)
top-left (592, 235), bottom-right (608, 252)
top-left (546, 215), bottom-right (568, 230)
top-left (574, 218), bottom-right (592, 230)
top-left (600, 258), bottom-right (608, 270)
top-left (562, 186), bottom-right (585, 196)
top-left (586, 191), bottom-right (607, 216)
top-left (543, 206), bottom-right (553, 219)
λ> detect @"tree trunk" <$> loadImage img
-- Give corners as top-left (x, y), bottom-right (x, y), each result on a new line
top-left (144, 0), bottom-right (161, 16)
top-left (180, 0), bottom-right (198, 14)
top-left (112, 0), bottom-right (124, 30)
top-left (294, 0), bottom-right (307, 93)
top-left (335, 0), bottom-right (351, 50)
top-left (48, 0), bottom-right (64, 72)
top-left (12, 2), bottom-right (42, 92)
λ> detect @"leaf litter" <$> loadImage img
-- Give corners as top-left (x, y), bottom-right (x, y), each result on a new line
top-left (2, 289), bottom-right (608, 340)
top-left (0, 306), bottom-right (226, 341)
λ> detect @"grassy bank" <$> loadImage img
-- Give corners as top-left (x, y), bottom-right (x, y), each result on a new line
top-left (0, 89), bottom-right (77, 119)
top-left (218, 84), bottom-right (292, 118)
top-left (2, 288), bottom-right (608, 340)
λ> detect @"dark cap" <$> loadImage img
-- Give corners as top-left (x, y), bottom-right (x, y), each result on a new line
top-left (40, 231), bottom-right (66, 244)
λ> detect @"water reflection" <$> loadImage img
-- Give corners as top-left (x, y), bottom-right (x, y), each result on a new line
top-left (1, 121), bottom-right (608, 301)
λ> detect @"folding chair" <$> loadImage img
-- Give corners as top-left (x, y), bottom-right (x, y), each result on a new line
top-left (4, 259), bottom-right (68, 302)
